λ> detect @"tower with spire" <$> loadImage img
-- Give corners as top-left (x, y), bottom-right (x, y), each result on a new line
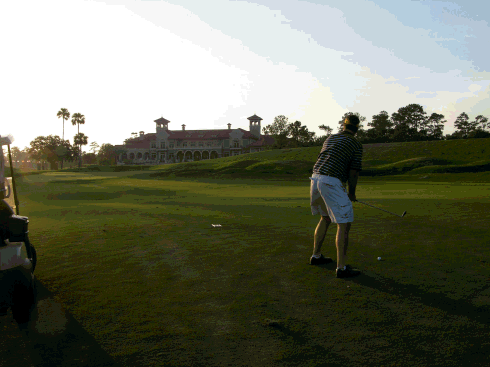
top-left (248, 114), bottom-right (262, 139)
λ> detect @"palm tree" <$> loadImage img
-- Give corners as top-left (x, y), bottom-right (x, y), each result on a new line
top-left (74, 133), bottom-right (89, 168)
top-left (71, 113), bottom-right (86, 168)
top-left (57, 108), bottom-right (70, 169)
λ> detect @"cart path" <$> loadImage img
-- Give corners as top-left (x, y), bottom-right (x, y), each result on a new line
top-left (0, 276), bottom-right (120, 367)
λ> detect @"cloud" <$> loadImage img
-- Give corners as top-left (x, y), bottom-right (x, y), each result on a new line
top-left (415, 92), bottom-right (437, 98)
top-left (442, 82), bottom-right (490, 122)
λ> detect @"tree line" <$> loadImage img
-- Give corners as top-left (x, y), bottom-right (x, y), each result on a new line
top-left (262, 103), bottom-right (490, 150)
top-left (3, 104), bottom-right (489, 170)
top-left (4, 108), bottom-right (128, 170)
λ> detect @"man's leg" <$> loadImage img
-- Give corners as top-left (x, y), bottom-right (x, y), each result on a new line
top-left (336, 223), bottom-right (351, 269)
top-left (344, 222), bottom-right (351, 264)
top-left (313, 216), bottom-right (331, 256)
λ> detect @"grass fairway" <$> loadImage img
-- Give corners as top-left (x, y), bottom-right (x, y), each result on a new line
top-left (2, 140), bottom-right (490, 366)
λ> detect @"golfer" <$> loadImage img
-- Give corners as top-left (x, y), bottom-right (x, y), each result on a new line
top-left (309, 115), bottom-right (363, 278)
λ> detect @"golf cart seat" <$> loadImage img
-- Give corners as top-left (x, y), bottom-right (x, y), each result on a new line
top-left (0, 200), bottom-right (36, 272)
top-left (0, 199), bottom-right (37, 324)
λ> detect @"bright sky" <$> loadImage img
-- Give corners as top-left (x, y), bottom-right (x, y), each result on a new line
top-left (1, 0), bottom-right (489, 152)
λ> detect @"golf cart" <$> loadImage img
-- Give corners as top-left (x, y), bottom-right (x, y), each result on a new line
top-left (0, 134), bottom-right (37, 329)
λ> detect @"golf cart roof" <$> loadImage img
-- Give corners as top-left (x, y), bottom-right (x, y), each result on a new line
top-left (0, 135), bottom-right (14, 146)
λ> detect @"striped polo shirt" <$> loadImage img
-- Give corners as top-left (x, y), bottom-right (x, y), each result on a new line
top-left (312, 131), bottom-right (363, 184)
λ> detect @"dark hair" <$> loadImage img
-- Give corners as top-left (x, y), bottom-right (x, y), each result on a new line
top-left (344, 115), bottom-right (360, 134)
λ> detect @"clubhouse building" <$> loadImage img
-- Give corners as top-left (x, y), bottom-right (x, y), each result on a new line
top-left (114, 114), bottom-right (279, 165)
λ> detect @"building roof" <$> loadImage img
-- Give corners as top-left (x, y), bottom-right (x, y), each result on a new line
top-left (114, 128), bottom-right (279, 150)
top-left (154, 117), bottom-right (170, 124)
top-left (247, 114), bottom-right (263, 121)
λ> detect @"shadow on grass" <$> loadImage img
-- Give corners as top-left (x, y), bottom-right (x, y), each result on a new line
top-left (14, 278), bottom-right (120, 367)
top-left (310, 261), bottom-right (490, 326)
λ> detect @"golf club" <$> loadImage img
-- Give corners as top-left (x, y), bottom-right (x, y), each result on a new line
top-left (356, 200), bottom-right (407, 218)
top-left (7, 143), bottom-right (20, 215)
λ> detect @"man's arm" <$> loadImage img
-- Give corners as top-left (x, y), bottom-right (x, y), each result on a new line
top-left (348, 169), bottom-right (359, 196)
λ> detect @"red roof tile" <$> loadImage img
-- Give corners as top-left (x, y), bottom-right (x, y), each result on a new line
top-left (114, 128), bottom-right (281, 150)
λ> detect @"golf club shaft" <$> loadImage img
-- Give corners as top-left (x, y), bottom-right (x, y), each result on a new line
top-left (356, 200), bottom-right (403, 217)
top-left (7, 145), bottom-right (19, 215)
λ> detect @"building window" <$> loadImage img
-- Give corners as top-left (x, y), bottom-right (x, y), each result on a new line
top-left (151, 153), bottom-right (156, 160)
top-left (183, 142), bottom-right (188, 147)
top-left (170, 144), bottom-right (174, 149)
top-left (198, 141), bottom-right (204, 147)
top-left (190, 142), bottom-right (195, 147)
top-left (206, 142), bottom-right (211, 147)
top-left (160, 142), bottom-right (165, 149)
top-left (151, 142), bottom-right (156, 148)
top-left (233, 140), bottom-right (239, 148)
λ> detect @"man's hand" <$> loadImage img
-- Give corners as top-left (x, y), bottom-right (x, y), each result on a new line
top-left (348, 193), bottom-right (357, 202)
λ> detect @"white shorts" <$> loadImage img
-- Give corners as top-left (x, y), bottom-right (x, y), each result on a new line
top-left (309, 173), bottom-right (354, 223)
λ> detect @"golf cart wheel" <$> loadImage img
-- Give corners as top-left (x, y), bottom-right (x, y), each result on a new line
top-left (29, 244), bottom-right (37, 273)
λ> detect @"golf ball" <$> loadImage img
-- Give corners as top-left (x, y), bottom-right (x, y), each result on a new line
top-left (377, 257), bottom-right (382, 261)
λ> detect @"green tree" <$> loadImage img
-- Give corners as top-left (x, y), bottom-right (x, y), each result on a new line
top-left (367, 111), bottom-right (394, 142)
top-left (467, 115), bottom-right (490, 139)
top-left (472, 115), bottom-right (489, 132)
top-left (124, 132), bottom-right (140, 145)
top-left (262, 115), bottom-right (291, 149)
top-left (55, 139), bottom-right (74, 168)
top-left (56, 108), bottom-right (70, 169)
top-left (27, 135), bottom-right (71, 170)
top-left (7, 146), bottom-right (22, 167)
top-left (22, 147), bottom-right (35, 168)
top-left (391, 104), bottom-right (427, 130)
top-left (97, 143), bottom-right (121, 165)
top-left (390, 104), bottom-right (428, 141)
top-left (444, 131), bottom-right (464, 140)
top-left (68, 146), bottom-right (82, 167)
top-left (467, 129), bottom-right (490, 139)
top-left (453, 112), bottom-right (471, 138)
top-left (82, 152), bottom-right (97, 165)
top-left (74, 133), bottom-right (88, 168)
top-left (299, 131), bottom-right (316, 146)
top-left (286, 120), bottom-right (315, 148)
top-left (389, 123), bottom-right (414, 142)
top-left (422, 113), bottom-right (446, 141)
